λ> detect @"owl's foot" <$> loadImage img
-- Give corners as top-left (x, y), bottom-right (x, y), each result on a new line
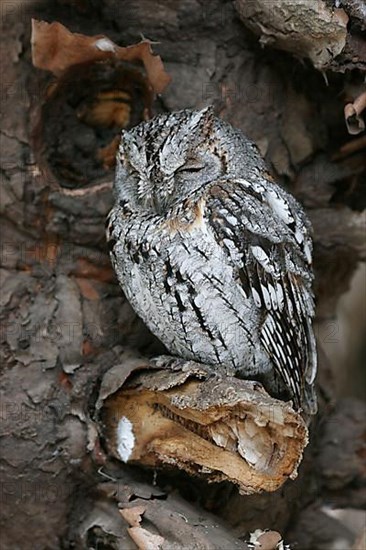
top-left (150, 355), bottom-right (215, 379)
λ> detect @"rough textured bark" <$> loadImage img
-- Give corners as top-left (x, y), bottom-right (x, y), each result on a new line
top-left (101, 357), bottom-right (309, 494)
top-left (1, 1), bottom-right (365, 549)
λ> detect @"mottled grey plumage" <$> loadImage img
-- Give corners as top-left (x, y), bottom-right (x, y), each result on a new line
top-left (107, 107), bottom-right (317, 414)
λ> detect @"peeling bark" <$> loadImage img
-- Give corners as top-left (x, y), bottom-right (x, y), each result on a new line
top-left (1, 0), bottom-right (365, 548)
top-left (101, 358), bottom-right (308, 494)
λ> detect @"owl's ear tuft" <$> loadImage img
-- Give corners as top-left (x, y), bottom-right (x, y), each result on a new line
top-left (199, 105), bottom-right (215, 118)
top-left (189, 106), bottom-right (215, 138)
top-left (119, 130), bottom-right (141, 160)
top-left (195, 105), bottom-right (215, 124)
top-left (118, 129), bottom-right (129, 161)
top-left (119, 129), bottom-right (133, 150)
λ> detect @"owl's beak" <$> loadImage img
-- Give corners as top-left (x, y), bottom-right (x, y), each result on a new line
top-left (150, 174), bottom-right (174, 211)
top-left (152, 193), bottom-right (163, 214)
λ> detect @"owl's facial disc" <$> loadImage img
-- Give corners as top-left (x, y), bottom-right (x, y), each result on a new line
top-left (116, 108), bottom-right (225, 213)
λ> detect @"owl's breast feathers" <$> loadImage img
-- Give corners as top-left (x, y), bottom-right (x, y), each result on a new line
top-left (162, 197), bottom-right (206, 234)
top-left (107, 176), bottom-right (317, 414)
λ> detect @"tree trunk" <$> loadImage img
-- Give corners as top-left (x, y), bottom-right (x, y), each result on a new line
top-left (1, 1), bottom-right (365, 548)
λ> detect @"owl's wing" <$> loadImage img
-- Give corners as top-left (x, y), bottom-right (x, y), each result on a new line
top-left (205, 177), bottom-right (317, 413)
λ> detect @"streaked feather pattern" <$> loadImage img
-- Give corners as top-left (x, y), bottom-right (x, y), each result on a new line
top-left (108, 108), bottom-right (317, 414)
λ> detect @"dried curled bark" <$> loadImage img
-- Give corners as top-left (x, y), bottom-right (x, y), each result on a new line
top-left (67, 475), bottom-right (251, 549)
top-left (344, 91), bottom-right (366, 135)
top-left (234, 0), bottom-right (348, 70)
top-left (100, 356), bottom-right (308, 495)
top-left (1, 0), bottom-right (365, 548)
top-left (30, 20), bottom-right (171, 193)
top-left (31, 19), bottom-right (171, 93)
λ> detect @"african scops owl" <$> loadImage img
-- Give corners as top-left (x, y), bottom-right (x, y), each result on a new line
top-left (107, 107), bottom-right (317, 414)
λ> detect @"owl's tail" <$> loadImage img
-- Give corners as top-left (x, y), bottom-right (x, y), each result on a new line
top-left (302, 381), bottom-right (318, 416)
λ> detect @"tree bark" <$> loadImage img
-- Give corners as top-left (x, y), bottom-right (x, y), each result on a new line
top-left (1, 1), bottom-right (365, 548)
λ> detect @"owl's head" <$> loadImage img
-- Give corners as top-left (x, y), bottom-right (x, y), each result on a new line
top-left (115, 107), bottom-right (229, 213)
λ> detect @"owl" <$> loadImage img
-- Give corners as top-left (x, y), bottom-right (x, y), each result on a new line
top-left (107, 107), bottom-right (317, 414)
